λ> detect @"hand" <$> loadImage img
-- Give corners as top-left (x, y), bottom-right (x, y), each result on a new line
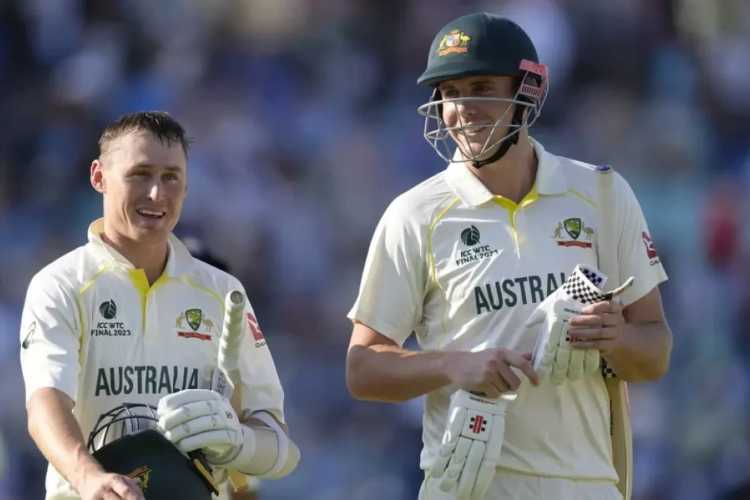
top-left (527, 265), bottom-right (619, 384)
top-left (426, 391), bottom-right (510, 500)
top-left (157, 389), bottom-right (243, 464)
top-left (568, 301), bottom-right (625, 357)
top-left (447, 349), bottom-right (538, 398)
top-left (77, 468), bottom-right (144, 500)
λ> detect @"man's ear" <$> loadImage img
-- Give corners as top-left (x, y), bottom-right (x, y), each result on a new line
top-left (90, 159), bottom-right (105, 193)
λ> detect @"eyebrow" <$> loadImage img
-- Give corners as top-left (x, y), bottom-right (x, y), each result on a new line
top-left (127, 162), bottom-right (184, 173)
top-left (465, 79), bottom-right (495, 86)
top-left (440, 79), bottom-right (495, 90)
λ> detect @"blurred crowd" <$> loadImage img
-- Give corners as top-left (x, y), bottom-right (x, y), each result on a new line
top-left (1, 0), bottom-right (749, 499)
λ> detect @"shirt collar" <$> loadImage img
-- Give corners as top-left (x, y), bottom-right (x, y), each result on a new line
top-left (87, 218), bottom-right (194, 276)
top-left (533, 139), bottom-right (568, 195)
top-left (444, 138), bottom-right (568, 207)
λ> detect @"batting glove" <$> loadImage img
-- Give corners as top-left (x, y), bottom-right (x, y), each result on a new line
top-left (157, 389), bottom-right (244, 465)
top-left (526, 264), bottom-right (632, 384)
top-left (426, 390), bottom-right (511, 500)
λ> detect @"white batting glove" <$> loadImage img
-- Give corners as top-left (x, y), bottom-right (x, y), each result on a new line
top-left (526, 264), bottom-right (632, 384)
top-left (157, 389), bottom-right (243, 465)
top-left (426, 390), bottom-right (511, 500)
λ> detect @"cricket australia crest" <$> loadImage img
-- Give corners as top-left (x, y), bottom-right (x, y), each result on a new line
top-left (438, 30), bottom-right (471, 56)
top-left (176, 309), bottom-right (216, 341)
top-left (128, 466), bottom-right (151, 491)
top-left (185, 308), bottom-right (202, 331)
top-left (553, 217), bottom-right (594, 248)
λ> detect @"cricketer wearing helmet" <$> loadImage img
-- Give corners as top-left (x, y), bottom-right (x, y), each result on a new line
top-left (347, 12), bottom-right (672, 500)
top-left (20, 112), bottom-right (300, 500)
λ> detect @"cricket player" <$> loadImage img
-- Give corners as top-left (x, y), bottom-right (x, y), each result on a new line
top-left (346, 13), bottom-right (672, 500)
top-left (20, 112), bottom-right (300, 500)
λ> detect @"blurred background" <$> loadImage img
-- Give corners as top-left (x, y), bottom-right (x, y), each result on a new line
top-left (1, 0), bottom-right (749, 499)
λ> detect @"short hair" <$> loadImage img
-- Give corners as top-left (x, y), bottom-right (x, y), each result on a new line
top-left (98, 111), bottom-right (191, 157)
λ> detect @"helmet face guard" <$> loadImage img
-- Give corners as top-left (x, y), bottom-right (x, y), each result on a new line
top-left (87, 403), bottom-right (159, 453)
top-left (88, 403), bottom-right (217, 500)
top-left (417, 59), bottom-right (549, 164)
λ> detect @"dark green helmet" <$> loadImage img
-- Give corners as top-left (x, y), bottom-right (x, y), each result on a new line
top-left (88, 403), bottom-right (218, 500)
top-left (416, 12), bottom-right (549, 167)
top-left (417, 12), bottom-right (539, 87)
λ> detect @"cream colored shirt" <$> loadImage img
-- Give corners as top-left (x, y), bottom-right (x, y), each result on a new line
top-left (349, 139), bottom-right (667, 480)
top-left (20, 219), bottom-right (284, 499)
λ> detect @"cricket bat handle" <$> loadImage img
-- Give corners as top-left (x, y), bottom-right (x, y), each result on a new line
top-left (215, 290), bottom-right (245, 398)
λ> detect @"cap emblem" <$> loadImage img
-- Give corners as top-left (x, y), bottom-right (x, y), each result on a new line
top-left (438, 30), bottom-right (471, 56)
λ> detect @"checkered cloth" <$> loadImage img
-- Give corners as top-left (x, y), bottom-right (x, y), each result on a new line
top-left (561, 265), bottom-right (607, 304)
top-left (559, 265), bottom-right (621, 379)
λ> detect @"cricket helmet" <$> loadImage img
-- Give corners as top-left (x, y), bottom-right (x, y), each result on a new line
top-left (416, 12), bottom-right (549, 166)
top-left (88, 403), bottom-right (217, 499)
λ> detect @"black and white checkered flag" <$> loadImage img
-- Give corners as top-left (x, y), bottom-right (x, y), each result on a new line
top-left (561, 265), bottom-right (608, 305)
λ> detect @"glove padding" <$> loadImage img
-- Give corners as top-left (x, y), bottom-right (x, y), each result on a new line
top-left (157, 389), bottom-right (243, 465)
top-left (426, 390), bottom-right (511, 500)
top-left (527, 264), bottom-right (632, 384)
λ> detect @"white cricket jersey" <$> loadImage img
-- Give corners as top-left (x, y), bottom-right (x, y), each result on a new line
top-left (348, 139), bottom-right (667, 481)
top-left (20, 219), bottom-right (285, 500)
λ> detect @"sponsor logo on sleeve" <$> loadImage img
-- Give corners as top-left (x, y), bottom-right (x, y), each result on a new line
top-left (246, 312), bottom-right (266, 347)
top-left (642, 231), bottom-right (660, 265)
top-left (21, 320), bottom-right (37, 349)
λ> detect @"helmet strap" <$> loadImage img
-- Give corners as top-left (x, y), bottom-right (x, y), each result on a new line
top-left (471, 104), bottom-right (526, 169)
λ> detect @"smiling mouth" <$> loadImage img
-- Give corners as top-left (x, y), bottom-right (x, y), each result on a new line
top-left (459, 124), bottom-right (493, 136)
top-left (136, 208), bottom-right (166, 219)
top-left (463, 130), bottom-right (488, 138)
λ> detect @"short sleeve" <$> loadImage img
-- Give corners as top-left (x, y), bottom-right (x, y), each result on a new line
top-left (20, 272), bottom-right (82, 403)
top-left (347, 199), bottom-right (427, 346)
top-left (613, 174), bottom-right (668, 306)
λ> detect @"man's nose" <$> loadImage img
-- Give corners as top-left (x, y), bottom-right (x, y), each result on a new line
top-left (147, 182), bottom-right (161, 200)
top-left (455, 98), bottom-right (478, 117)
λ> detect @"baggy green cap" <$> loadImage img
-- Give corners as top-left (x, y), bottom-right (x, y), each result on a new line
top-left (417, 12), bottom-right (538, 87)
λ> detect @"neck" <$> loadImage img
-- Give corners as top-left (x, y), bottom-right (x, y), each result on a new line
top-left (466, 134), bottom-right (537, 204)
top-left (101, 228), bottom-right (169, 285)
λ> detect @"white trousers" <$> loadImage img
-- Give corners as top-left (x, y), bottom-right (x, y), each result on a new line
top-left (419, 468), bottom-right (623, 500)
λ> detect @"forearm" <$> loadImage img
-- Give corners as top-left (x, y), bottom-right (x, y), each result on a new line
top-left (226, 413), bottom-right (300, 479)
top-left (347, 344), bottom-right (455, 402)
top-left (27, 388), bottom-right (103, 491)
top-left (603, 321), bottom-right (672, 382)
